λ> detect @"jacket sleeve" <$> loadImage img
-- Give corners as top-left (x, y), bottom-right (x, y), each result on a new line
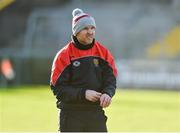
top-left (50, 50), bottom-right (86, 103)
top-left (101, 50), bottom-right (117, 97)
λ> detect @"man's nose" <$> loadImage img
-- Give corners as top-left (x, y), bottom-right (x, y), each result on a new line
top-left (88, 29), bottom-right (94, 34)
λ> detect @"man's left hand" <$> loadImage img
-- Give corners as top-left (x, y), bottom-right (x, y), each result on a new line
top-left (100, 93), bottom-right (111, 108)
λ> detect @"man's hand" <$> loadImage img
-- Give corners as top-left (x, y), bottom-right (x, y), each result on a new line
top-left (85, 90), bottom-right (102, 102)
top-left (100, 93), bottom-right (111, 108)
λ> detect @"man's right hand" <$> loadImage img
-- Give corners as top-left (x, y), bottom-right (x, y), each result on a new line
top-left (85, 90), bottom-right (102, 102)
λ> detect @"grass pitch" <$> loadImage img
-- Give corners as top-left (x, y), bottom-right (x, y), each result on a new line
top-left (0, 86), bottom-right (179, 132)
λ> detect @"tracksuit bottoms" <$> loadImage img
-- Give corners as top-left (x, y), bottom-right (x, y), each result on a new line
top-left (59, 109), bottom-right (107, 132)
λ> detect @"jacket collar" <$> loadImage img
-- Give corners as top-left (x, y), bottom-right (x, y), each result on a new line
top-left (71, 35), bottom-right (95, 50)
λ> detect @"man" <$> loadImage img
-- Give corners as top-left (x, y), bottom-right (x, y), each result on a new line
top-left (50, 8), bottom-right (117, 132)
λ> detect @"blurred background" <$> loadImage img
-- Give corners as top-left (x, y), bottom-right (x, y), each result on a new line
top-left (0, 0), bottom-right (180, 89)
top-left (0, 0), bottom-right (180, 132)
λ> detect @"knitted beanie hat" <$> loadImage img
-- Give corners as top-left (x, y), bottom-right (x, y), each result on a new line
top-left (72, 8), bottom-right (96, 36)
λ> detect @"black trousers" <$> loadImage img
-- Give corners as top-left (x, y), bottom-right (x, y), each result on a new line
top-left (59, 109), bottom-right (108, 132)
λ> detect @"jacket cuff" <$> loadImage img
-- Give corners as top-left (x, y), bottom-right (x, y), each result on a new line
top-left (102, 90), bottom-right (113, 97)
top-left (80, 88), bottom-right (87, 100)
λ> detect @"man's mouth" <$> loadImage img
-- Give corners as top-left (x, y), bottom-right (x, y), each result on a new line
top-left (87, 35), bottom-right (93, 39)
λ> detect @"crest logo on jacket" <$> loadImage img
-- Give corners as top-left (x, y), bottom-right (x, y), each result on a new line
top-left (73, 61), bottom-right (80, 67)
top-left (93, 59), bottom-right (99, 67)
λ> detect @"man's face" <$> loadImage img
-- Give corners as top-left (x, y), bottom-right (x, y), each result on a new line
top-left (76, 25), bottom-right (95, 45)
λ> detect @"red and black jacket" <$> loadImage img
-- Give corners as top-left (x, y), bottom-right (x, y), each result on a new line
top-left (50, 36), bottom-right (117, 109)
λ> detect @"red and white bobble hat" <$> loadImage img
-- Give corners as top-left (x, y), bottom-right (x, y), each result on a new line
top-left (72, 8), bottom-right (96, 36)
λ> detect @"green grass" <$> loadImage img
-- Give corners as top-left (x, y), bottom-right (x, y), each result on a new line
top-left (0, 86), bottom-right (180, 132)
